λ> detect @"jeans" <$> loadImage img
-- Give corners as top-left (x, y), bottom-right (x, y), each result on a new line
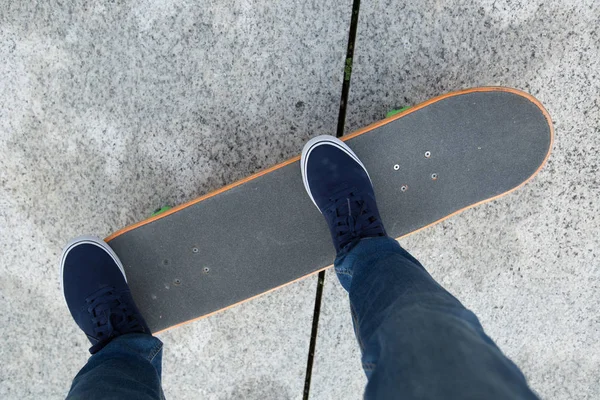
top-left (67, 236), bottom-right (538, 399)
top-left (67, 333), bottom-right (164, 400)
top-left (335, 236), bottom-right (538, 399)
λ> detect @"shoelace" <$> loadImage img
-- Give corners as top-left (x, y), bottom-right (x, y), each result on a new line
top-left (328, 191), bottom-right (385, 251)
top-left (85, 286), bottom-right (144, 353)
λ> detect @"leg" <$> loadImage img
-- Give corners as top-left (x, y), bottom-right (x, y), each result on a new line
top-left (336, 236), bottom-right (538, 400)
top-left (300, 136), bottom-right (538, 399)
top-left (61, 236), bottom-right (165, 400)
top-left (67, 333), bottom-right (164, 400)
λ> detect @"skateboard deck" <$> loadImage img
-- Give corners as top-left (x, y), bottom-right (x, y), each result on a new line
top-left (106, 87), bottom-right (553, 333)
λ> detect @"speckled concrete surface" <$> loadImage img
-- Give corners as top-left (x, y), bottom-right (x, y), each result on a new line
top-left (0, 1), bottom-right (350, 399)
top-left (311, 1), bottom-right (600, 399)
top-left (2, 0), bottom-right (599, 399)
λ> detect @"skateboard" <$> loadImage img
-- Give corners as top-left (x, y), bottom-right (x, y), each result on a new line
top-left (106, 87), bottom-right (554, 334)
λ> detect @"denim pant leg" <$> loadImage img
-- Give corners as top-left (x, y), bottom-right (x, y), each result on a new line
top-left (67, 333), bottom-right (165, 400)
top-left (334, 236), bottom-right (538, 400)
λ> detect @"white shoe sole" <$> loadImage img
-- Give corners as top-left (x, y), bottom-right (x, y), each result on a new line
top-left (300, 135), bottom-right (372, 212)
top-left (59, 235), bottom-right (127, 305)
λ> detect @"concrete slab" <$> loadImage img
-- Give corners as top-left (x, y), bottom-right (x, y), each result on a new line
top-left (0, 1), bottom-right (350, 398)
top-left (311, 1), bottom-right (600, 399)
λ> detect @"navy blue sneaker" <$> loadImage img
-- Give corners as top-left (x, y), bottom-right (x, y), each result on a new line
top-left (301, 135), bottom-right (387, 254)
top-left (60, 236), bottom-right (150, 354)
